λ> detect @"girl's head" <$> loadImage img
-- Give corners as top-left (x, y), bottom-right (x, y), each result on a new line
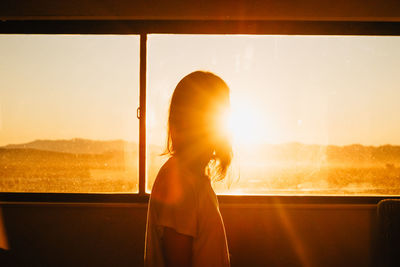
top-left (166, 71), bottom-right (232, 180)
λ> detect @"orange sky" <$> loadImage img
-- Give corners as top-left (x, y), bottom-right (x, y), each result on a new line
top-left (0, 35), bottom-right (140, 146)
top-left (1, 34), bottom-right (400, 147)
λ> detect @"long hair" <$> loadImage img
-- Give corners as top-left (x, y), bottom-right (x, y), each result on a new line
top-left (165, 71), bottom-right (232, 181)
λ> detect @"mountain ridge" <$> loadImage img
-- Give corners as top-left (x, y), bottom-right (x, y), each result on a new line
top-left (2, 138), bottom-right (137, 155)
top-left (2, 138), bottom-right (400, 164)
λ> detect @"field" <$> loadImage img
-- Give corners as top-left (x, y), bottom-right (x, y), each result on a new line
top-left (214, 163), bottom-right (400, 195)
top-left (0, 147), bottom-right (138, 193)
top-left (1, 139), bottom-right (400, 195)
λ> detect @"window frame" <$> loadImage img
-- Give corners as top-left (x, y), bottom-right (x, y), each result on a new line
top-left (1, 19), bottom-right (400, 204)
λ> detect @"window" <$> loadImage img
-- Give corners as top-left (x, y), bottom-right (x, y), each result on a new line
top-left (0, 35), bottom-right (140, 193)
top-left (147, 34), bottom-right (400, 195)
top-left (1, 22), bottom-right (399, 199)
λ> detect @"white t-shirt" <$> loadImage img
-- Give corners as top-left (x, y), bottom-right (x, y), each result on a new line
top-left (144, 157), bottom-right (230, 267)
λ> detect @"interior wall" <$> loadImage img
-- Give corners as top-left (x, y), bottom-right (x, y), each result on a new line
top-left (222, 204), bottom-right (377, 267)
top-left (0, 203), bottom-right (377, 267)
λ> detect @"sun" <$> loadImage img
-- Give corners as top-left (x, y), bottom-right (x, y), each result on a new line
top-left (217, 99), bottom-right (268, 147)
top-left (229, 104), bottom-right (267, 146)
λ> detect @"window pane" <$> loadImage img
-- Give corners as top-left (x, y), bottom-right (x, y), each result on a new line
top-left (147, 34), bottom-right (400, 195)
top-left (0, 35), bottom-right (140, 193)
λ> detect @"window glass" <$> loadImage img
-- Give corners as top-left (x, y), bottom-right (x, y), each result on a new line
top-left (0, 35), bottom-right (140, 193)
top-left (147, 34), bottom-right (400, 195)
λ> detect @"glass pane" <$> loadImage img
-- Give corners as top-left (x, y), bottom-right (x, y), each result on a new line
top-left (147, 34), bottom-right (400, 195)
top-left (0, 35), bottom-right (140, 193)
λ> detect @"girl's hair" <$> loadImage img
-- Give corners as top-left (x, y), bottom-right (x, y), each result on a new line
top-left (165, 71), bottom-right (232, 181)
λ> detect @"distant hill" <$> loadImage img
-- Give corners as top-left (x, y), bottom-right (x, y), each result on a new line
top-left (2, 138), bottom-right (137, 154)
top-left (2, 139), bottom-right (400, 164)
top-left (254, 142), bottom-right (400, 164)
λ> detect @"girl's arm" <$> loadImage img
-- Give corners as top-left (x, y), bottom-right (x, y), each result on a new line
top-left (162, 226), bottom-right (193, 267)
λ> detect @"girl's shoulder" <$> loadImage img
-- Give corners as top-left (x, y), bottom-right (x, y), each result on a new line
top-left (155, 157), bottom-right (182, 187)
top-left (151, 157), bottom-right (197, 202)
top-left (156, 157), bottom-right (178, 179)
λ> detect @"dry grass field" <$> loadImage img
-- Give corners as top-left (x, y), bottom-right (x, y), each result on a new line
top-left (1, 139), bottom-right (400, 195)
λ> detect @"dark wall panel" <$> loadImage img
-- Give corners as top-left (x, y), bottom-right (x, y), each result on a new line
top-left (222, 204), bottom-right (376, 267)
top-left (2, 204), bottom-right (148, 267)
top-left (0, 203), bottom-right (377, 267)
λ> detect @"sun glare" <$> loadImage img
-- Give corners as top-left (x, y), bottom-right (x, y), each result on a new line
top-left (226, 102), bottom-right (268, 146)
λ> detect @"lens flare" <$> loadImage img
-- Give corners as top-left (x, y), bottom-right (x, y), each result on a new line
top-left (227, 103), bottom-right (267, 146)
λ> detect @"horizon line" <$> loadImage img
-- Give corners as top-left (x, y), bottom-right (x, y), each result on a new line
top-left (2, 137), bottom-right (400, 149)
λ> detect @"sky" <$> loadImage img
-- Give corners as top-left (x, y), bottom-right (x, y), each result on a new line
top-left (1, 34), bottom-right (400, 147)
top-left (0, 35), bottom-right (140, 146)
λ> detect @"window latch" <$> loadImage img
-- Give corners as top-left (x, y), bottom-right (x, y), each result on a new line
top-left (137, 107), bottom-right (141, 119)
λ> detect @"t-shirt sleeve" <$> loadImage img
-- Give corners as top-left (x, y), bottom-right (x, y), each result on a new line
top-left (152, 177), bottom-right (198, 238)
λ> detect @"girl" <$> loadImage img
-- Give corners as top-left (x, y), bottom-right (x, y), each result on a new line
top-left (144, 71), bottom-right (232, 267)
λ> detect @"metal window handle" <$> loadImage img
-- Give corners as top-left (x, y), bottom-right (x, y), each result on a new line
top-left (137, 107), bottom-right (141, 119)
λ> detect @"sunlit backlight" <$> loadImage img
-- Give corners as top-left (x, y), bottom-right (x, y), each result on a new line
top-left (227, 102), bottom-right (268, 146)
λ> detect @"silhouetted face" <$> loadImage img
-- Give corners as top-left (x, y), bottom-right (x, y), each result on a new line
top-left (168, 71), bottom-right (231, 163)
